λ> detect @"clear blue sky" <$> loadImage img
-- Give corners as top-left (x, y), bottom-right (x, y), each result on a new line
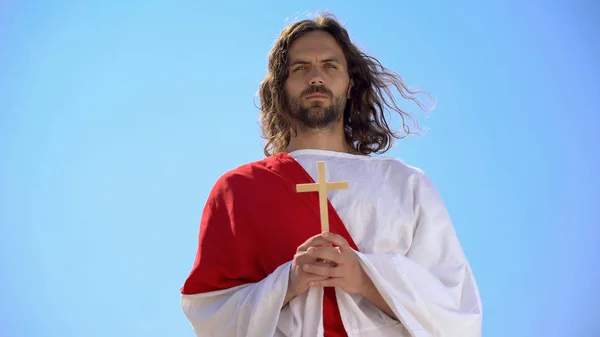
top-left (1, 1), bottom-right (598, 336)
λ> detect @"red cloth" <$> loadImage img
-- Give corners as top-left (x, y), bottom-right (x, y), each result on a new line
top-left (181, 152), bottom-right (360, 337)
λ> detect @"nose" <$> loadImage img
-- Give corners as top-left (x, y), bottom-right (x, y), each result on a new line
top-left (308, 67), bottom-right (325, 85)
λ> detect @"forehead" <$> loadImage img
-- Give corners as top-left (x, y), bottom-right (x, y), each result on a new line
top-left (288, 30), bottom-right (346, 63)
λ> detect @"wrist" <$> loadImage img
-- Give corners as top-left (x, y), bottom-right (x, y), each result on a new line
top-left (285, 286), bottom-right (297, 300)
top-left (359, 277), bottom-right (377, 299)
top-left (283, 266), bottom-right (298, 306)
top-left (283, 284), bottom-right (299, 308)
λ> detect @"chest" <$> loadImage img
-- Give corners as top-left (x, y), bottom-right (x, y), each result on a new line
top-left (326, 176), bottom-right (416, 256)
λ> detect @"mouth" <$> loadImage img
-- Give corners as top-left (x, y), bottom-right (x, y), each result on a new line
top-left (305, 93), bottom-right (329, 100)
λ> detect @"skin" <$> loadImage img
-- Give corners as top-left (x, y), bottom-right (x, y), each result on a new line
top-left (281, 30), bottom-right (397, 320)
top-left (283, 232), bottom-right (397, 320)
top-left (284, 30), bottom-right (353, 154)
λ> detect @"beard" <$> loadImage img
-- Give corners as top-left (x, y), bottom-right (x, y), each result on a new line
top-left (287, 88), bottom-right (347, 130)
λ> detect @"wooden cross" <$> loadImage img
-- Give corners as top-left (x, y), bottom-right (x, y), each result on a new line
top-left (296, 161), bottom-right (348, 233)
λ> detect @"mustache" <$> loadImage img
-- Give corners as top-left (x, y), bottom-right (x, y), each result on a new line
top-left (301, 85), bottom-right (332, 98)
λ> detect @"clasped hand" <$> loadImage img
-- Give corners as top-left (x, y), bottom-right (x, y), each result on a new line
top-left (286, 232), bottom-right (374, 301)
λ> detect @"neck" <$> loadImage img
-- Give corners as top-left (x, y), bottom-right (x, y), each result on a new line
top-left (285, 123), bottom-right (350, 154)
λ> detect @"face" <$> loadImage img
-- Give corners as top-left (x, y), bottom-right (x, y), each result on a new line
top-left (284, 30), bottom-right (351, 130)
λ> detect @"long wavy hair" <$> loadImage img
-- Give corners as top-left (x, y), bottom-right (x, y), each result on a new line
top-left (258, 13), bottom-right (435, 156)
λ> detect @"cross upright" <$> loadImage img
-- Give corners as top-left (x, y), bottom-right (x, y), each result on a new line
top-left (296, 161), bottom-right (348, 233)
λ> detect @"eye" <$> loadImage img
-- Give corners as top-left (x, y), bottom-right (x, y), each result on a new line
top-left (293, 65), bottom-right (306, 72)
top-left (324, 63), bottom-right (337, 69)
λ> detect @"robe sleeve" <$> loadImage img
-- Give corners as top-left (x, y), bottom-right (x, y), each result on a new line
top-left (354, 171), bottom-right (482, 337)
top-left (180, 173), bottom-right (292, 337)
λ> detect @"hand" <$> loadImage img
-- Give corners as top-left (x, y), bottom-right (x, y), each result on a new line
top-left (303, 232), bottom-right (374, 296)
top-left (284, 233), bottom-right (337, 305)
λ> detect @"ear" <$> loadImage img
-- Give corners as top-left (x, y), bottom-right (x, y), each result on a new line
top-left (346, 78), bottom-right (354, 99)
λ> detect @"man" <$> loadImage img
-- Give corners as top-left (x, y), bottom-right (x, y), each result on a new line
top-left (180, 14), bottom-right (482, 337)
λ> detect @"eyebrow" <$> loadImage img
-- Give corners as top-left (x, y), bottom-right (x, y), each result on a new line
top-left (289, 56), bottom-right (342, 67)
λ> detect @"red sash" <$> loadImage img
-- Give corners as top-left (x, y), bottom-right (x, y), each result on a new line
top-left (181, 152), bottom-right (360, 336)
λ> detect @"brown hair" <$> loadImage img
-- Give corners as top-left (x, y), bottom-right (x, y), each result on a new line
top-left (257, 13), bottom-right (435, 156)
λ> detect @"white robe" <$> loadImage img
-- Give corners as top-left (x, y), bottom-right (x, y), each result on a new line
top-left (181, 149), bottom-right (482, 337)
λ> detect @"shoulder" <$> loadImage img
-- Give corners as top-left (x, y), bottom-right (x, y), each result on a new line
top-left (383, 156), bottom-right (446, 200)
top-left (364, 154), bottom-right (444, 197)
top-left (365, 154), bottom-right (428, 182)
top-left (209, 155), bottom-right (283, 193)
top-left (213, 157), bottom-right (269, 184)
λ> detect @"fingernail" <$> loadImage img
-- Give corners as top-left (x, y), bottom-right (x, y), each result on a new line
top-left (303, 265), bottom-right (309, 270)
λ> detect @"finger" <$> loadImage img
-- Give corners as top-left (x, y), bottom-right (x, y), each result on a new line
top-left (295, 252), bottom-right (337, 267)
top-left (305, 273), bottom-right (329, 282)
top-left (322, 232), bottom-right (350, 252)
top-left (316, 258), bottom-right (338, 267)
top-left (307, 247), bottom-right (342, 265)
top-left (302, 263), bottom-right (344, 278)
top-left (295, 250), bottom-right (326, 265)
top-left (309, 278), bottom-right (340, 288)
top-left (298, 234), bottom-right (332, 252)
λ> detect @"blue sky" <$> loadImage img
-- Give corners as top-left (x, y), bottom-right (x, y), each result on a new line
top-left (1, 1), bottom-right (598, 336)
